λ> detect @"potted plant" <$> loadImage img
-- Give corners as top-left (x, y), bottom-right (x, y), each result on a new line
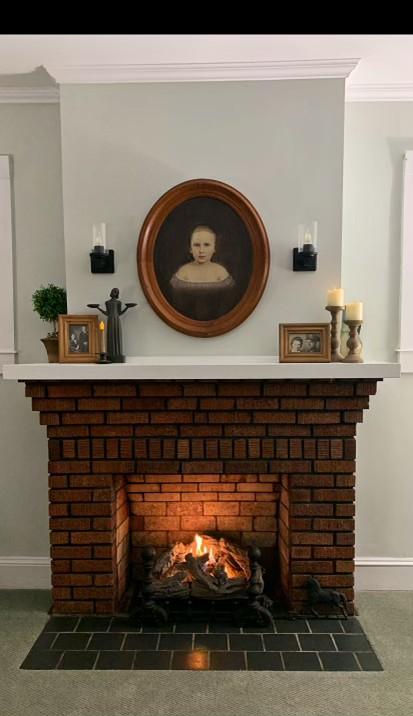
top-left (32, 283), bottom-right (67, 362)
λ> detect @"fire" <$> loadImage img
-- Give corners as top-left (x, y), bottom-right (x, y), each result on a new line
top-left (194, 533), bottom-right (207, 557)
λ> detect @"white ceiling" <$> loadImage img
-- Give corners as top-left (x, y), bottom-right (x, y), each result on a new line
top-left (1, 34), bottom-right (413, 99)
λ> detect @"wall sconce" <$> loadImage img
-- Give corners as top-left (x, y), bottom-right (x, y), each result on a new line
top-left (293, 221), bottom-right (318, 271)
top-left (90, 222), bottom-right (115, 273)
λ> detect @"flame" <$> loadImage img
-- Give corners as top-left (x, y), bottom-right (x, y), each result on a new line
top-left (194, 533), bottom-right (207, 557)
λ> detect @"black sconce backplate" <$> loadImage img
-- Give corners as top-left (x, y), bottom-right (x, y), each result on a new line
top-left (293, 248), bottom-right (317, 271)
top-left (90, 250), bottom-right (115, 274)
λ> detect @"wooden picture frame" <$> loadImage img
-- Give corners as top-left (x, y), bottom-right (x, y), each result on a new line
top-left (58, 315), bottom-right (99, 363)
top-left (279, 323), bottom-right (331, 363)
top-left (137, 179), bottom-right (270, 337)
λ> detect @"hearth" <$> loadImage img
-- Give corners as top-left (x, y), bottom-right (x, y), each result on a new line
top-left (136, 534), bottom-right (274, 626)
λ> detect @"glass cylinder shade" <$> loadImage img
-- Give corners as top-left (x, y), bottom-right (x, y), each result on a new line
top-left (92, 222), bottom-right (107, 254)
top-left (297, 221), bottom-right (318, 255)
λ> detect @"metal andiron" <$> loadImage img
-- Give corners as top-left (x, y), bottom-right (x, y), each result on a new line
top-left (87, 288), bottom-right (137, 363)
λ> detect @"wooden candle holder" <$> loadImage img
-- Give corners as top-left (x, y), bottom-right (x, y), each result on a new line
top-left (343, 320), bottom-right (363, 363)
top-left (325, 305), bottom-right (345, 362)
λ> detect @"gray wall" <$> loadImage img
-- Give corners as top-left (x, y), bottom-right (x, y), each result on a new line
top-left (342, 101), bottom-right (413, 557)
top-left (60, 80), bottom-right (345, 355)
top-left (0, 104), bottom-right (65, 555)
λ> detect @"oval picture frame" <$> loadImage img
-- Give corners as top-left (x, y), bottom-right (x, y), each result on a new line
top-left (137, 179), bottom-right (270, 337)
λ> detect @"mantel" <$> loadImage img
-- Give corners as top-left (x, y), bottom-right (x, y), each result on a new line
top-left (2, 356), bottom-right (400, 381)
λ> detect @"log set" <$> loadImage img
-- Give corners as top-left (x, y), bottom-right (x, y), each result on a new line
top-left (136, 534), bottom-right (275, 626)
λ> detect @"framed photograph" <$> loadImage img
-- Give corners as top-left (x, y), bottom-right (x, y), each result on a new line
top-left (137, 179), bottom-right (270, 337)
top-left (279, 323), bottom-right (331, 363)
top-left (58, 315), bottom-right (99, 363)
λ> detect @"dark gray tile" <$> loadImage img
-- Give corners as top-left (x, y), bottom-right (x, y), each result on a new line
top-left (43, 616), bottom-right (79, 632)
top-left (175, 622), bottom-right (207, 633)
top-left (142, 624), bottom-right (174, 633)
top-left (123, 634), bottom-right (158, 650)
top-left (299, 634), bottom-right (336, 651)
top-left (319, 652), bottom-right (360, 671)
top-left (87, 633), bottom-right (124, 651)
top-left (243, 624), bottom-right (275, 633)
top-left (171, 651), bottom-right (209, 670)
top-left (53, 633), bottom-right (90, 651)
top-left (209, 623), bottom-right (241, 633)
top-left (194, 634), bottom-right (227, 651)
top-left (283, 652), bottom-right (322, 671)
top-left (76, 617), bottom-right (111, 632)
top-left (340, 618), bottom-right (365, 634)
top-left (95, 651), bottom-right (135, 669)
top-left (229, 634), bottom-right (263, 651)
top-left (133, 651), bottom-right (171, 669)
top-left (334, 634), bottom-right (373, 652)
top-left (356, 652), bottom-right (383, 671)
top-left (21, 650), bottom-right (63, 670)
top-left (58, 651), bottom-right (98, 669)
top-left (210, 651), bottom-right (246, 670)
top-left (247, 652), bottom-right (283, 671)
top-left (308, 619), bottom-right (344, 633)
top-left (31, 632), bottom-right (57, 650)
top-left (275, 619), bottom-right (310, 633)
top-left (264, 634), bottom-right (299, 651)
top-left (110, 616), bottom-right (142, 632)
top-left (159, 634), bottom-right (192, 650)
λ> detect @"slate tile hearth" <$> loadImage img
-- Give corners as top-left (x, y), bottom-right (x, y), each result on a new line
top-left (20, 615), bottom-right (383, 671)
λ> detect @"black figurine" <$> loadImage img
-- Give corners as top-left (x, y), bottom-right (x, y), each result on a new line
top-left (306, 576), bottom-right (348, 618)
top-left (87, 288), bottom-right (137, 363)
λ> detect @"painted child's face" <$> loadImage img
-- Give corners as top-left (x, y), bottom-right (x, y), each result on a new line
top-left (190, 228), bottom-right (216, 264)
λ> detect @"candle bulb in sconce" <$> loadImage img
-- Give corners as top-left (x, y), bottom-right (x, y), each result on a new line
top-left (327, 288), bottom-right (344, 307)
top-left (345, 302), bottom-right (363, 321)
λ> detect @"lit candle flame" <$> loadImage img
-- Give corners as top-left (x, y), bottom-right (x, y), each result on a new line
top-left (99, 321), bottom-right (105, 331)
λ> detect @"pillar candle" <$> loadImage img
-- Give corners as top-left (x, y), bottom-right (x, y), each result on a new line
top-left (345, 302), bottom-right (363, 321)
top-left (327, 288), bottom-right (344, 306)
top-left (99, 321), bottom-right (105, 353)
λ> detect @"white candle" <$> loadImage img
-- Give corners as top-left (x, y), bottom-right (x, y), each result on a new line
top-left (327, 288), bottom-right (344, 307)
top-left (99, 321), bottom-right (106, 353)
top-left (345, 302), bottom-right (363, 321)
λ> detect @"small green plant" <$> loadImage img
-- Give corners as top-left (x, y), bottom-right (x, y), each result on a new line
top-left (32, 284), bottom-right (67, 338)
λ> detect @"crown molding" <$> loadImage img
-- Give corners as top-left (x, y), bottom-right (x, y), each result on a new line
top-left (346, 83), bottom-right (413, 102)
top-left (47, 58), bottom-right (360, 84)
top-left (0, 86), bottom-right (59, 104)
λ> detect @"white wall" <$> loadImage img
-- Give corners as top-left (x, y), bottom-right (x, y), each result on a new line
top-left (60, 80), bottom-right (345, 355)
top-left (343, 101), bottom-right (413, 585)
top-left (0, 104), bottom-right (65, 574)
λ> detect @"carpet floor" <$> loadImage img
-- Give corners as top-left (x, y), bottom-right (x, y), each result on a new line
top-left (1, 590), bottom-right (412, 716)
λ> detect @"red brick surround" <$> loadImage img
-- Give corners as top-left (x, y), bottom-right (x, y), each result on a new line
top-left (25, 378), bottom-right (379, 615)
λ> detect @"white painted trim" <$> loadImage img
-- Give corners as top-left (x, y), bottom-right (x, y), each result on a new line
top-left (346, 83), bottom-right (413, 102)
top-left (47, 58), bottom-right (359, 85)
top-left (2, 359), bottom-right (400, 381)
top-left (0, 156), bottom-right (16, 374)
top-left (399, 153), bottom-right (413, 373)
top-left (0, 87), bottom-right (59, 104)
top-left (355, 557), bottom-right (413, 590)
top-left (0, 557), bottom-right (51, 589)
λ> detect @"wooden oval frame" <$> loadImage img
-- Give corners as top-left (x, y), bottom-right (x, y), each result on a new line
top-left (137, 179), bottom-right (270, 337)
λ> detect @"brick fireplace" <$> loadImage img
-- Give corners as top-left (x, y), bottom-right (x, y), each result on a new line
top-left (20, 375), bottom-right (382, 616)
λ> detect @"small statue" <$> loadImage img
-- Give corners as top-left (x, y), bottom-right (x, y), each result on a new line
top-left (87, 288), bottom-right (137, 363)
top-left (306, 576), bottom-right (348, 619)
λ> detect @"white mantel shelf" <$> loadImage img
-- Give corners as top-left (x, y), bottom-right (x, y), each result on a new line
top-left (2, 357), bottom-right (400, 381)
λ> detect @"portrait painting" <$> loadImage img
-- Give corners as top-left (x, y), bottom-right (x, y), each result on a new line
top-left (58, 315), bottom-right (99, 363)
top-left (279, 323), bottom-right (331, 363)
top-left (137, 179), bottom-right (270, 337)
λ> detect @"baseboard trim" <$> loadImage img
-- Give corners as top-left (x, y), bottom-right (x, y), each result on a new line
top-left (0, 557), bottom-right (51, 588)
top-left (1, 556), bottom-right (412, 590)
top-left (355, 557), bottom-right (413, 590)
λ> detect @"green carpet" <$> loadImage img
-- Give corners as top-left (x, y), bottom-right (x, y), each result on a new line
top-left (1, 590), bottom-right (412, 716)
